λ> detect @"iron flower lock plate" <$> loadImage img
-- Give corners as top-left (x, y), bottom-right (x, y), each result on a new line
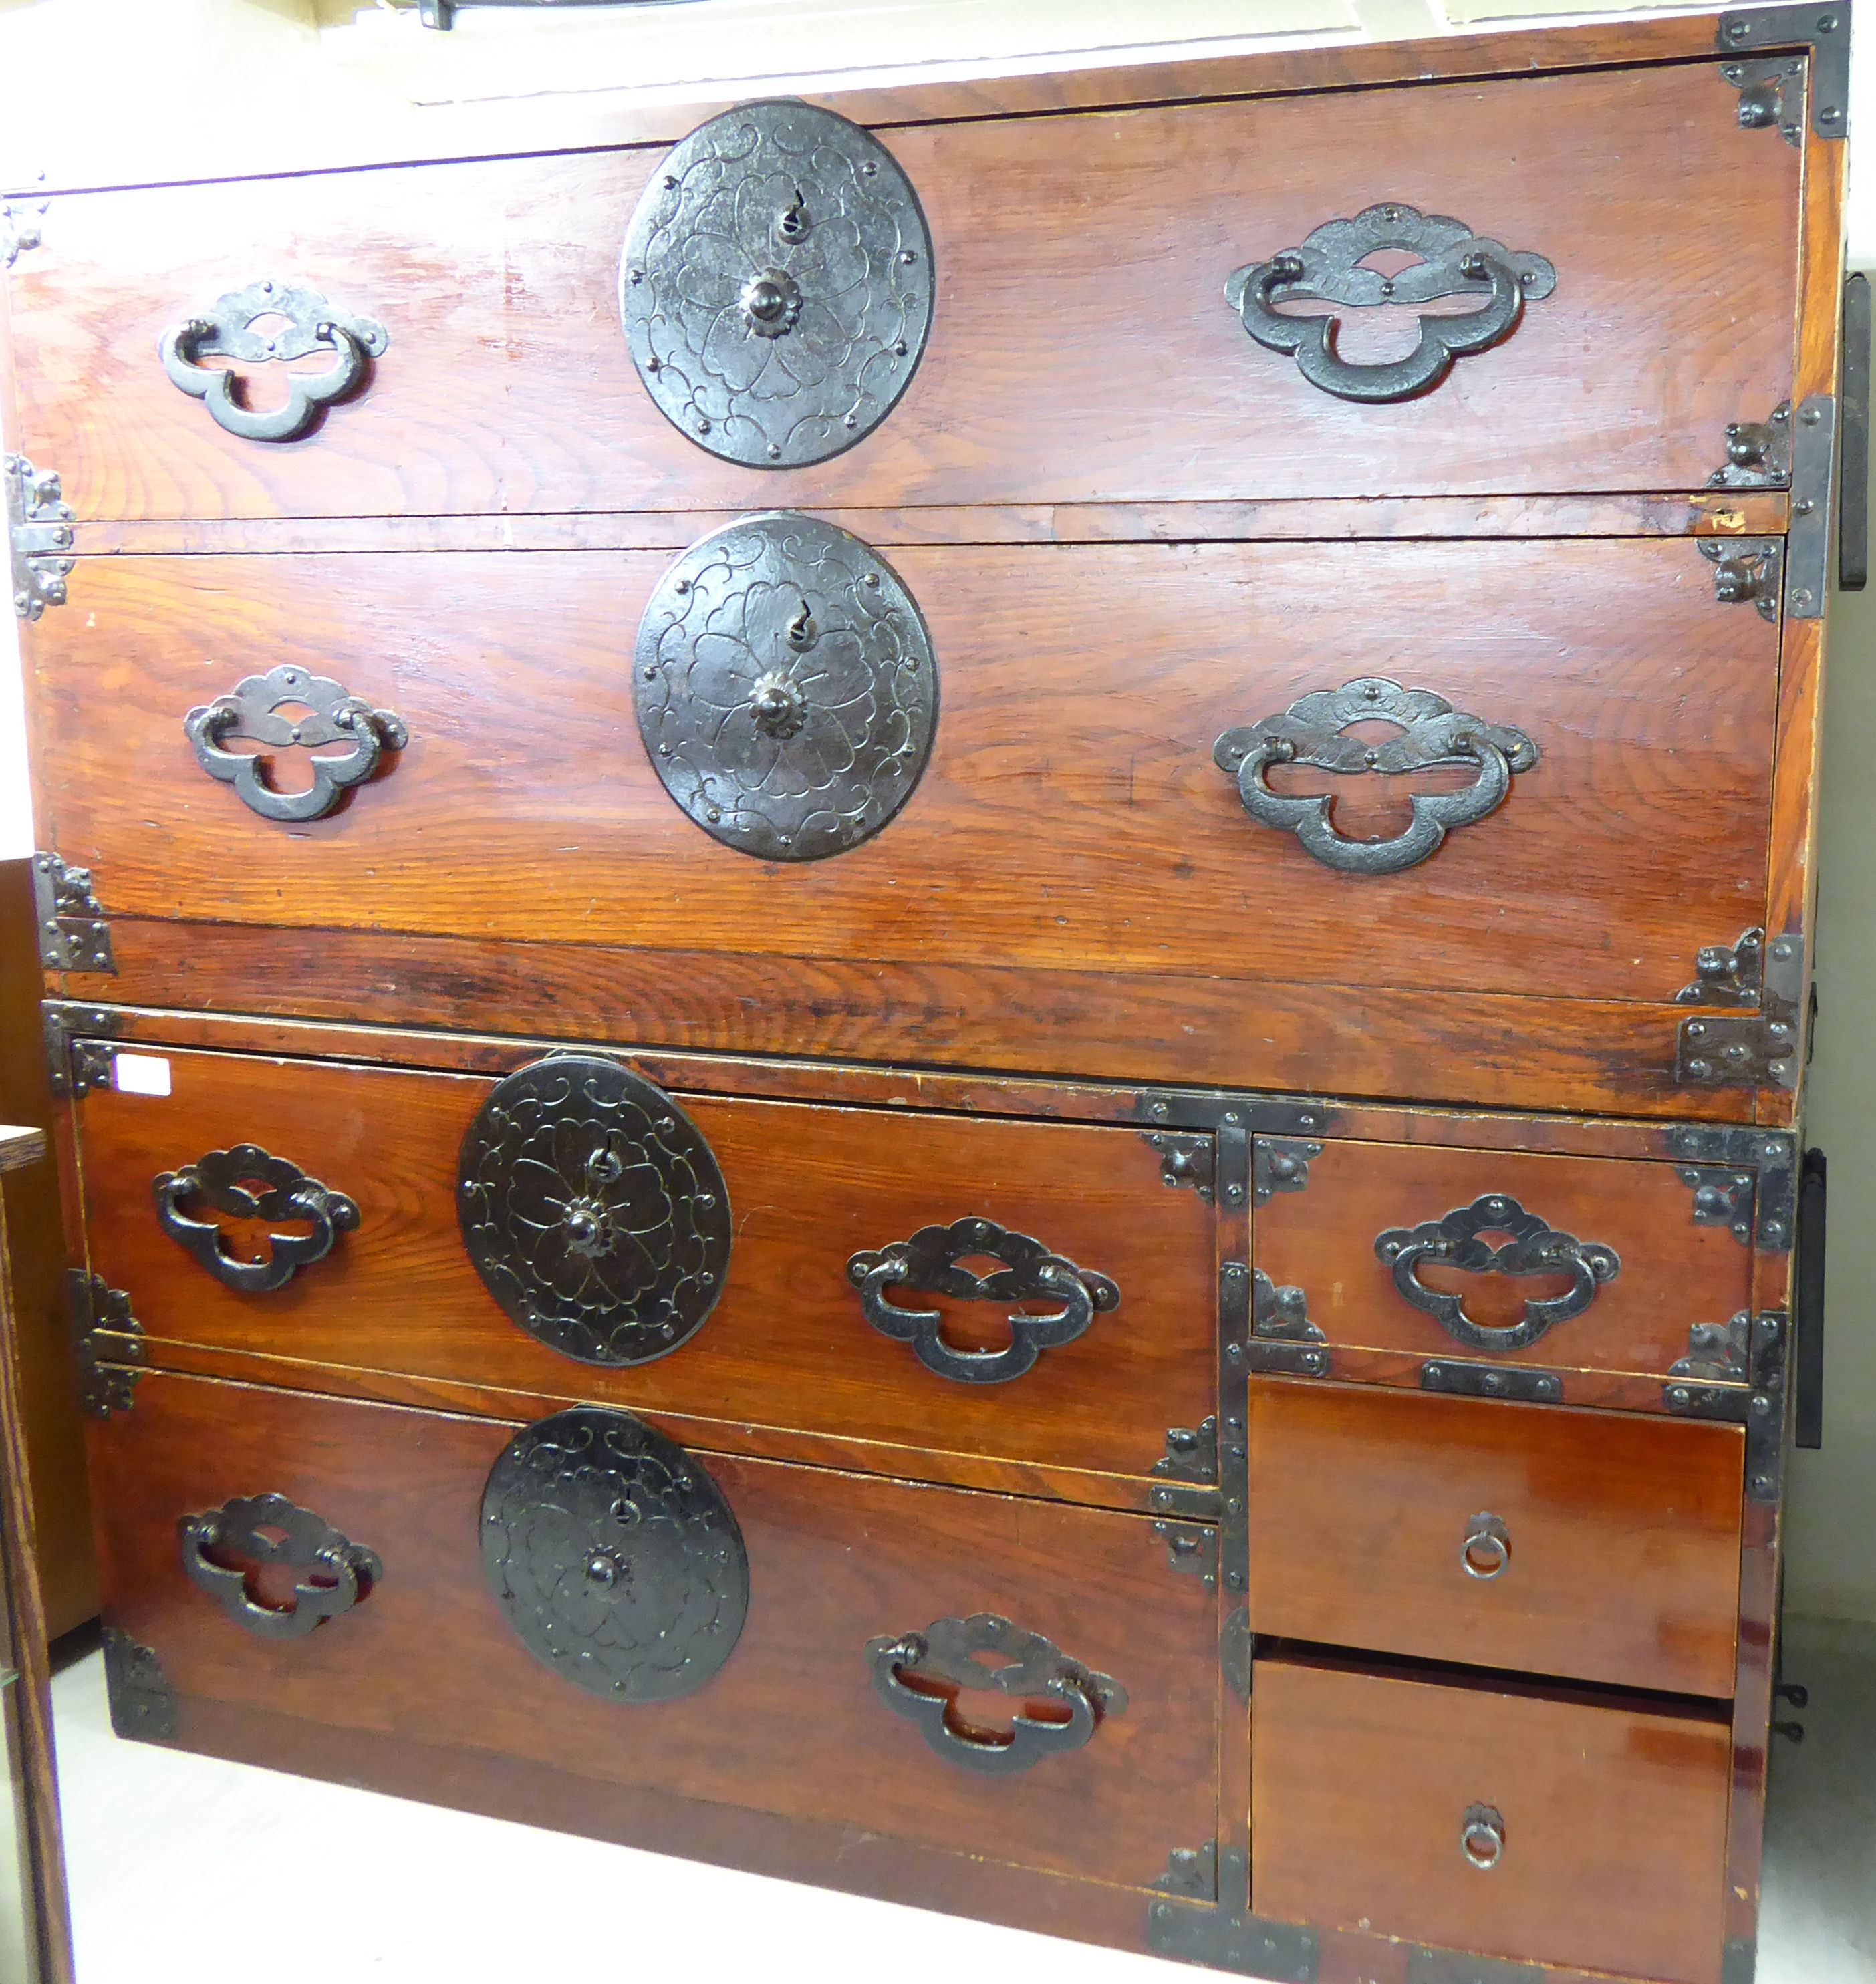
top-left (1225, 202), bottom-right (1555, 403)
top-left (636, 511), bottom-right (938, 861)
top-left (620, 99), bottom-right (934, 467)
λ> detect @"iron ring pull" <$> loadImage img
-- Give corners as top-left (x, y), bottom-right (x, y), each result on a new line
top-left (1460, 1803), bottom-right (1506, 1871)
top-left (864, 1613), bottom-right (1128, 1776)
top-left (1460, 1512), bottom-right (1512, 1581)
top-left (185, 664), bottom-right (408, 825)
top-left (847, 1216), bottom-right (1120, 1385)
top-left (1375, 1193), bottom-right (1619, 1353)
top-left (179, 1494), bottom-right (381, 1641)
top-left (154, 1144), bottom-right (360, 1294)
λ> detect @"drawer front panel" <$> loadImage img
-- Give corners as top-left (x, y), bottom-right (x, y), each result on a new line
top-left (1251, 1657), bottom-right (1730, 1984)
top-left (1246, 1381), bottom-right (1742, 1697)
top-left (76, 1048), bottom-right (1216, 1492)
top-left (1254, 1139), bottom-right (1756, 1381)
top-left (89, 1372), bottom-right (1218, 1888)
top-left (11, 61), bottom-right (1796, 521)
top-left (33, 538), bottom-right (1776, 1020)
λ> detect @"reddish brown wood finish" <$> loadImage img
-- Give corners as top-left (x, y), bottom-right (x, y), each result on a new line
top-left (27, 539), bottom-right (1778, 1016)
top-left (10, 61), bottom-right (1798, 522)
top-left (1250, 1656), bottom-right (1732, 1984)
top-left (1254, 1138), bottom-right (1756, 1379)
top-left (1246, 1379), bottom-right (1742, 1698)
top-left (89, 1371), bottom-right (1218, 1891)
top-left (75, 1048), bottom-right (1216, 1494)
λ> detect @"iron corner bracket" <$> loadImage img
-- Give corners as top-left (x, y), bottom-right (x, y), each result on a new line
top-left (1718, 6), bottom-right (1850, 138)
top-left (101, 1626), bottom-right (177, 1742)
top-left (67, 1269), bottom-right (143, 1417)
top-left (1, 200), bottom-right (43, 269)
top-left (1665, 1370), bottom-right (1786, 1502)
top-left (1664, 1125), bottom-right (1797, 1250)
top-left (31, 855), bottom-right (114, 974)
top-left (1405, 1949), bottom-right (1546, 1984)
top-left (7, 453), bottom-right (74, 622)
top-left (1135, 1089), bottom-right (1336, 1138)
top-left (1147, 1896), bottom-right (1318, 1981)
top-left (1152, 1417), bottom-right (1223, 1522)
top-left (43, 1002), bottom-right (120, 1099)
top-left (1723, 1936), bottom-right (1758, 1984)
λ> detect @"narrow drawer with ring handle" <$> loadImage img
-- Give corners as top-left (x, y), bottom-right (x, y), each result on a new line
top-left (1252, 1137), bottom-right (1756, 1388)
top-left (1245, 1380), bottom-right (1743, 1698)
top-left (1251, 1655), bottom-right (1731, 1984)
top-left (74, 1044), bottom-right (1215, 1500)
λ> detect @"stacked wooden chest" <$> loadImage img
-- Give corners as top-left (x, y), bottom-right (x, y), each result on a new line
top-left (3, 7), bottom-right (1853, 1979)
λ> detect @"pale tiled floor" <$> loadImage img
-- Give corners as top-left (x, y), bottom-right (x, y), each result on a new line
top-left (47, 1616), bottom-right (1876, 1984)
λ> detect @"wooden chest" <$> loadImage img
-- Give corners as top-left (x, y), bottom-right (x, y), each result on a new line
top-left (5, 8), bottom-right (1849, 1981)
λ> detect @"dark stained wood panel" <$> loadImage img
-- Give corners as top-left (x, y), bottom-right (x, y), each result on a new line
top-left (10, 60), bottom-right (1796, 521)
top-left (1246, 1380), bottom-right (1742, 1697)
top-left (29, 537), bottom-right (1778, 1013)
top-left (76, 1048), bottom-right (1216, 1492)
top-left (1254, 1138), bottom-right (1756, 1380)
top-left (88, 1371), bottom-right (1218, 1890)
top-left (1252, 1657), bottom-right (1731, 1984)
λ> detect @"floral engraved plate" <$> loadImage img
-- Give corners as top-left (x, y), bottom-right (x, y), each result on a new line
top-left (1225, 203), bottom-right (1555, 404)
top-left (635, 511), bottom-right (938, 861)
top-left (620, 99), bottom-right (934, 467)
top-left (482, 1407), bottom-right (749, 1703)
top-left (457, 1056), bottom-right (733, 1367)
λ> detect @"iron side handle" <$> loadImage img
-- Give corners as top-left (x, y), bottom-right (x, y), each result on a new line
top-left (1795, 1147), bottom-right (1826, 1450)
top-left (1841, 273), bottom-right (1869, 592)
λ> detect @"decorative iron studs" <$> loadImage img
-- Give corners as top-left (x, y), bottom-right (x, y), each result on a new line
top-left (185, 665), bottom-right (407, 823)
top-left (180, 1494), bottom-right (382, 1639)
top-left (1225, 204), bottom-right (1555, 403)
top-left (620, 100), bottom-right (933, 466)
top-left (864, 1613), bottom-right (1127, 1774)
top-left (482, 1407), bottom-right (749, 1703)
top-left (847, 1216), bottom-right (1119, 1384)
top-left (458, 1056), bottom-right (732, 1367)
top-left (161, 281), bottom-right (388, 442)
top-left (1215, 679), bottom-right (1537, 877)
top-left (636, 512), bottom-right (938, 861)
top-left (154, 1145), bottom-right (359, 1293)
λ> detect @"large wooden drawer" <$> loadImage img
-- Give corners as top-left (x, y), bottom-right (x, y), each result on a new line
top-left (29, 536), bottom-right (1782, 1103)
top-left (1253, 1137), bottom-right (1760, 1391)
top-left (9, 59), bottom-right (1796, 522)
top-left (74, 1044), bottom-right (1216, 1498)
top-left (1251, 1656), bottom-right (1731, 1984)
top-left (1245, 1380), bottom-right (1742, 1697)
top-left (87, 1371), bottom-right (1219, 1893)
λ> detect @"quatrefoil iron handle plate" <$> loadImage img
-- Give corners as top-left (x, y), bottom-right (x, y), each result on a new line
top-left (153, 1144), bottom-right (359, 1293)
top-left (184, 664), bottom-right (407, 823)
top-left (180, 1494), bottom-right (380, 1639)
top-left (864, 1613), bottom-right (1127, 1775)
top-left (846, 1216), bottom-right (1120, 1384)
top-left (1214, 677), bottom-right (1538, 876)
top-left (1226, 204), bottom-right (1555, 404)
top-left (1374, 1193), bottom-right (1619, 1353)
top-left (161, 280), bottom-right (388, 442)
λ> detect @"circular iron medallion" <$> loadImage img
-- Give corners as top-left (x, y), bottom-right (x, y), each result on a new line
top-left (457, 1056), bottom-right (732, 1367)
top-left (636, 511), bottom-right (938, 861)
top-left (619, 99), bottom-right (934, 468)
top-left (482, 1407), bottom-right (749, 1703)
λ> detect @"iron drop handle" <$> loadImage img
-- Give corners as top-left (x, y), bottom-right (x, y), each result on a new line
top-left (180, 1494), bottom-right (380, 1640)
top-left (847, 1216), bottom-right (1119, 1384)
top-left (1375, 1193), bottom-right (1619, 1353)
top-left (154, 1144), bottom-right (358, 1293)
top-left (185, 664), bottom-right (407, 824)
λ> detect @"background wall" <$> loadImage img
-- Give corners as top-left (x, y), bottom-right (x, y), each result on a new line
top-left (4, 0), bottom-right (1873, 1622)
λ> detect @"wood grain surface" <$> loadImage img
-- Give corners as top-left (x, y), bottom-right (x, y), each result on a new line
top-left (27, 537), bottom-right (1780, 1012)
top-left (1246, 1379), bottom-right (1742, 1698)
top-left (9, 61), bottom-right (1796, 521)
top-left (1251, 1655), bottom-right (1730, 1984)
top-left (88, 1370), bottom-right (1219, 1892)
top-left (1254, 1138), bottom-right (1756, 1379)
top-left (76, 1047), bottom-right (1216, 1492)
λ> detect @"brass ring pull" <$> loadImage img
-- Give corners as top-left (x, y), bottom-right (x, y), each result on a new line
top-left (1460, 1803), bottom-right (1506, 1871)
top-left (1461, 1512), bottom-right (1512, 1581)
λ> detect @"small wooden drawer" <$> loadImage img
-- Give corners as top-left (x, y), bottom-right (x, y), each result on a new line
top-left (1246, 1381), bottom-right (1742, 1697)
top-left (74, 1045), bottom-right (1216, 1498)
top-left (87, 1371), bottom-right (1218, 1892)
top-left (1253, 1137), bottom-right (1758, 1389)
top-left (11, 61), bottom-right (1796, 521)
top-left (1251, 1656), bottom-right (1731, 1984)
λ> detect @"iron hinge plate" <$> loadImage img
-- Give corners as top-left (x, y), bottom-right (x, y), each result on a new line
top-left (43, 1002), bottom-right (121, 1099)
top-left (1784, 392), bottom-right (1836, 619)
top-left (7, 453), bottom-right (74, 622)
top-left (1421, 1359), bottom-right (1563, 1404)
top-left (31, 855), bottom-right (114, 974)
top-left (1718, 6), bottom-right (1849, 138)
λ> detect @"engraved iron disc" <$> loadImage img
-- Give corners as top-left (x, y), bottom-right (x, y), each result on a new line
top-left (482, 1407), bottom-right (749, 1703)
top-left (620, 99), bottom-right (934, 467)
top-left (636, 510), bottom-right (938, 861)
top-left (457, 1056), bottom-right (732, 1367)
